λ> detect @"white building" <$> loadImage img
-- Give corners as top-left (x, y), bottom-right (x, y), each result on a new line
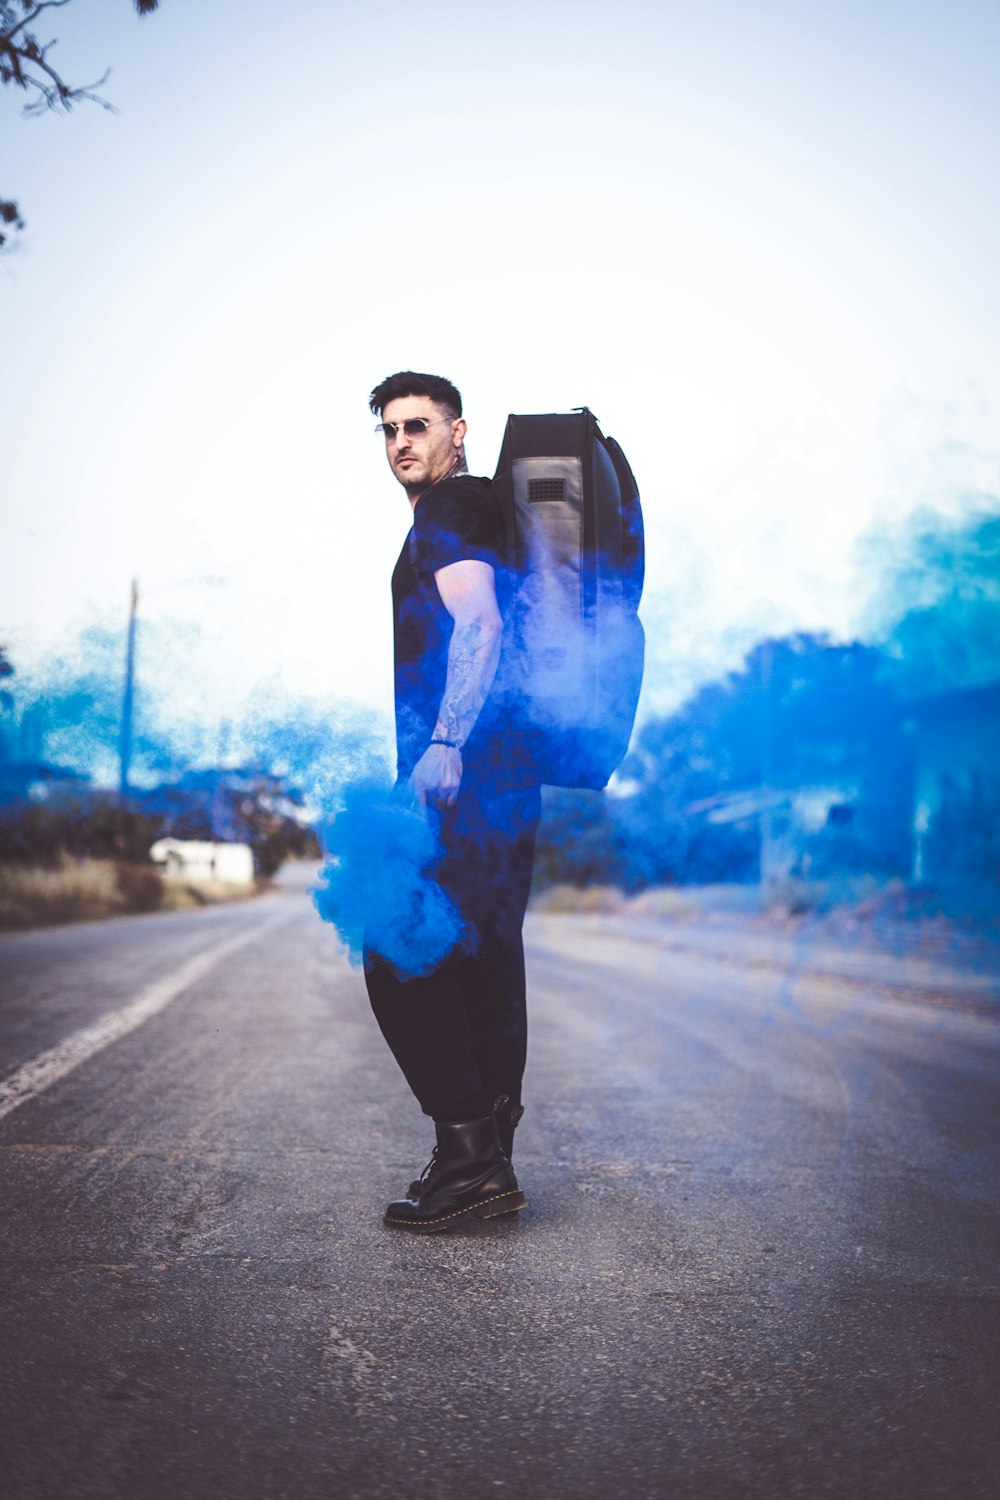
top-left (149, 839), bottom-right (255, 887)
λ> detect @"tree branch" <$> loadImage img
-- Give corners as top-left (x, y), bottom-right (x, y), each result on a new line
top-left (0, 196), bottom-right (26, 249)
top-left (20, 55), bottom-right (116, 116)
top-left (0, 0), bottom-right (159, 250)
top-left (4, 2), bottom-right (75, 48)
top-left (1, 22), bottom-right (115, 114)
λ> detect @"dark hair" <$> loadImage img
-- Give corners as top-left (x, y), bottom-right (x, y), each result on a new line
top-left (368, 370), bottom-right (463, 418)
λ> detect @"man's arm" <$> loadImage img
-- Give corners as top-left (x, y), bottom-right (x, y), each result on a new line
top-left (409, 559), bottom-right (503, 808)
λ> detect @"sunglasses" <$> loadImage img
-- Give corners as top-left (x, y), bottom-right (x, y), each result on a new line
top-left (375, 416), bottom-right (455, 442)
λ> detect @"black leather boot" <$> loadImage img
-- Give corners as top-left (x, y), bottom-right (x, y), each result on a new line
top-left (496, 1095), bottom-right (525, 1160)
top-left (407, 1095), bottom-right (523, 1199)
top-left (384, 1114), bottom-right (526, 1233)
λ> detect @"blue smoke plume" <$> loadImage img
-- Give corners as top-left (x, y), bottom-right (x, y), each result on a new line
top-left (2, 620), bottom-right (468, 968)
top-left (5, 483), bottom-right (999, 935)
top-left (2, 619), bottom-right (219, 789)
top-left (1, 619), bottom-right (392, 802)
top-left (311, 778), bottom-right (467, 978)
top-left (862, 508), bottom-right (1000, 697)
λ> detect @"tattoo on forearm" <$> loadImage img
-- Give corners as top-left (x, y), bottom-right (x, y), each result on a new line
top-left (434, 616), bottom-right (502, 747)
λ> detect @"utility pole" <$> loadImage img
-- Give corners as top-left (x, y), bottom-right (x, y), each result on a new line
top-left (211, 719), bottom-right (231, 842)
top-left (119, 579), bottom-right (138, 798)
top-left (759, 639), bottom-right (774, 893)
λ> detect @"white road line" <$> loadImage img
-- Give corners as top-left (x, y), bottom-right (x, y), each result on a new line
top-left (0, 911), bottom-right (292, 1122)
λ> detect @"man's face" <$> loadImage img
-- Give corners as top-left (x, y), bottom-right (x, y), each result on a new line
top-left (381, 395), bottom-right (466, 496)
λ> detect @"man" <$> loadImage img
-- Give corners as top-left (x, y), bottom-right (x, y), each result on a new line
top-left (364, 370), bottom-right (540, 1233)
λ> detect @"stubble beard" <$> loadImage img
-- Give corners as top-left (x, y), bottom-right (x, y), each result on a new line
top-left (396, 448), bottom-right (467, 499)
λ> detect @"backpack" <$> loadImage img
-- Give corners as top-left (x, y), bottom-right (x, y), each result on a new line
top-left (492, 408), bottom-right (645, 789)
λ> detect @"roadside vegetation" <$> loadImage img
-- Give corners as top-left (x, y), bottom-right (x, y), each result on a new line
top-left (529, 877), bottom-right (1000, 967)
top-left (0, 856), bottom-right (259, 931)
top-left (0, 786), bottom-right (316, 932)
top-left (531, 875), bottom-right (897, 920)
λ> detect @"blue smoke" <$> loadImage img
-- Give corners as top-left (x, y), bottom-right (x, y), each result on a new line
top-left (860, 507), bottom-right (1000, 696)
top-left (6, 490), bottom-right (999, 936)
top-left (1, 621), bottom-right (393, 802)
top-left (2, 621), bottom-right (469, 968)
top-left (311, 778), bottom-right (467, 978)
top-left (232, 692), bottom-right (390, 811)
top-left (2, 620), bottom-right (217, 789)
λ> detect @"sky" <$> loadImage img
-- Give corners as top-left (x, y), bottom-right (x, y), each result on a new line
top-left (3, 0), bottom-right (1000, 749)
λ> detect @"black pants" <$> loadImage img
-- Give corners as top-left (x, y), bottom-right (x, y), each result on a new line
top-left (363, 779), bottom-right (540, 1122)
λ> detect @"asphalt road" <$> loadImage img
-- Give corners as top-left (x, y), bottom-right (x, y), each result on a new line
top-left (1, 871), bottom-right (998, 1500)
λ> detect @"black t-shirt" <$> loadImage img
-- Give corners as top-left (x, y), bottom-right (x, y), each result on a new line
top-left (391, 473), bottom-right (512, 785)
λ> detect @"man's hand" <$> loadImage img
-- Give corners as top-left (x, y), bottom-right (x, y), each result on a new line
top-left (410, 742), bottom-right (463, 809)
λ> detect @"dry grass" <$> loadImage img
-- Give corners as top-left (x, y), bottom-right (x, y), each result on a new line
top-left (159, 878), bottom-right (259, 912)
top-left (0, 858), bottom-right (125, 928)
top-left (531, 882), bottom-right (762, 917)
top-left (530, 884), bottom-right (629, 914)
top-left (0, 858), bottom-right (258, 931)
top-left (530, 878), bottom-right (914, 924)
top-left (626, 883), bottom-right (766, 919)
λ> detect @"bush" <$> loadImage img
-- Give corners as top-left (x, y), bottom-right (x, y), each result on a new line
top-left (0, 857), bottom-right (165, 929)
top-left (0, 792), bottom-right (161, 866)
top-left (114, 861), bottom-right (164, 912)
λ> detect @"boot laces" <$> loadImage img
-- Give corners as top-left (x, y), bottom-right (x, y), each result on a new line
top-left (416, 1145), bottom-right (439, 1191)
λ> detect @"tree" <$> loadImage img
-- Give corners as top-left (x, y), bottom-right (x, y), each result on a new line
top-left (1, 0), bottom-right (159, 249)
top-left (0, 646), bottom-right (14, 764)
top-left (876, 512), bottom-right (1000, 699)
top-left (622, 634), bottom-right (913, 885)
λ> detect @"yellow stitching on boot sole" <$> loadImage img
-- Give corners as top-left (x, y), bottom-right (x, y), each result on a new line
top-left (384, 1189), bottom-right (525, 1227)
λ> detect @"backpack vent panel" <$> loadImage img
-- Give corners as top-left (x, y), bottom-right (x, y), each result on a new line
top-left (527, 478), bottom-right (566, 504)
